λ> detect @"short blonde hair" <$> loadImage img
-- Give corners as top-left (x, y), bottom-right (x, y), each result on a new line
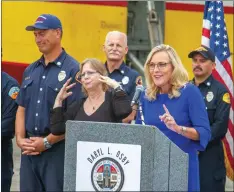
top-left (79, 58), bottom-right (109, 96)
top-left (144, 44), bottom-right (189, 100)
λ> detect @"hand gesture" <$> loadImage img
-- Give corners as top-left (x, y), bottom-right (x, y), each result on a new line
top-left (54, 78), bottom-right (76, 107)
top-left (159, 104), bottom-right (179, 133)
top-left (99, 75), bottom-right (120, 89)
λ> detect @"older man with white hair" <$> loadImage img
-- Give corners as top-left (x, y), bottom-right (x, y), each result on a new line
top-left (103, 31), bottom-right (141, 123)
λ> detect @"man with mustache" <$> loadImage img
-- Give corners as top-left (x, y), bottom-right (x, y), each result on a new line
top-left (103, 31), bottom-right (141, 123)
top-left (15, 14), bottom-right (81, 191)
top-left (188, 46), bottom-right (231, 192)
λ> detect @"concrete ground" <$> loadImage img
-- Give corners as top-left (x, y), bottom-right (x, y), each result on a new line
top-left (11, 138), bottom-right (20, 191)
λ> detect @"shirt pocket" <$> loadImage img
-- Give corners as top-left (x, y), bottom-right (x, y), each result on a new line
top-left (47, 81), bottom-right (64, 106)
top-left (21, 79), bottom-right (33, 105)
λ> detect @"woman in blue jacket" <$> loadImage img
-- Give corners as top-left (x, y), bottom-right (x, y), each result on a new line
top-left (135, 44), bottom-right (211, 191)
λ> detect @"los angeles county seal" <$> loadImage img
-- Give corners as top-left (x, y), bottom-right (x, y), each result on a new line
top-left (91, 157), bottom-right (124, 191)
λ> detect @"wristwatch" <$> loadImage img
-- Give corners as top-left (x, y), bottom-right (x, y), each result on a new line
top-left (43, 137), bottom-right (52, 149)
top-left (114, 85), bottom-right (123, 92)
top-left (180, 126), bottom-right (187, 135)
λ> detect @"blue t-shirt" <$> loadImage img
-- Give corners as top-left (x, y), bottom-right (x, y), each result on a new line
top-left (136, 83), bottom-right (211, 191)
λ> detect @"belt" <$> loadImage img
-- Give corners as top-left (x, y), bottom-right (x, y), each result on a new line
top-left (26, 132), bottom-right (49, 138)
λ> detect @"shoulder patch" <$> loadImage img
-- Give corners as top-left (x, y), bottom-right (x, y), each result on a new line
top-left (8, 86), bottom-right (20, 100)
top-left (222, 93), bottom-right (230, 104)
top-left (136, 76), bottom-right (143, 85)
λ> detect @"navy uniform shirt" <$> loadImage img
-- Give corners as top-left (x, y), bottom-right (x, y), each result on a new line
top-left (1, 72), bottom-right (20, 138)
top-left (105, 62), bottom-right (140, 100)
top-left (16, 49), bottom-right (81, 136)
top-left (191, 75), bottom-right (231, 144)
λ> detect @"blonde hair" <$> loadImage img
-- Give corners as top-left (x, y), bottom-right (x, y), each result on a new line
top-left (79, 58), bottom-right (109, 96)
top-left (144, 44), bottom-right (189, 100)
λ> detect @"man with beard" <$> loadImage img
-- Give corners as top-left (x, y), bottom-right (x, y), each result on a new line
top-left (188, 46), bottom-right (231, 192)
top-left (103, 31), bottom-right (141, 123)
top-left (15, 14), bottom-right (81, 191)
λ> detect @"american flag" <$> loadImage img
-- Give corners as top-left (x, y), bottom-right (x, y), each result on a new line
top-left (202, 0), bottom-right (233, 186)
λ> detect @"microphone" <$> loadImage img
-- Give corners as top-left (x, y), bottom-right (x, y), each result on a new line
top-left (131, 85), bottom-right (144, 106)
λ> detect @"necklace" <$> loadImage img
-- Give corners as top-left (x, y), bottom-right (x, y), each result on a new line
top-left (88, 97), bottom-right (96, 110)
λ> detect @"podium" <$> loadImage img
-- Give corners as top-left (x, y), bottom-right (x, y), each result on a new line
top-left (63, 121), bottom-right (188, 191)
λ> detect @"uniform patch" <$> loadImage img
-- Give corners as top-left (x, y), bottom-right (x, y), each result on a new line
top-left (122, 76), bottom-right (129, 85)
top-left (135, 76), bottom-right (143, 85)
top-left (8, 86), bottom-right (19, 99)
top-left (206, 91), bottom-right (214, 102)
top-left (222, 93), bottom-right (230, 104)
top-left (58, 71), bottom-right (66, 82)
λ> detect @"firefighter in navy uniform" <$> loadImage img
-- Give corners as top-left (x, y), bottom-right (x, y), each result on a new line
top-left (188, 46), bottom-right (231, 192)
top-left (103, 31), bottom-right (141, 123)
top-left (15, 14), bottom-right (81, 191)
top-left (1, 71), bottom-right (20, 192)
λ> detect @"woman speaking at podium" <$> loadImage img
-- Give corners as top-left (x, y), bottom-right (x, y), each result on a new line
top-left (135, 45), bottom-right (211, 192)
top-left (50, 58), bottom-right (132, 135)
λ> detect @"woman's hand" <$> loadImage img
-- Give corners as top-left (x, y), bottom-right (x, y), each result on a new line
top-left (159, 104), bottom-right (180, 133)
top-left (53, 78), bottom-right (76, 108)
top-left (99, 75), bottom-right (120, 89)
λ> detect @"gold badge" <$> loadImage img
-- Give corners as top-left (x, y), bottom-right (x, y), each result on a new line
top-left (222, 93), bottom-right (230, 104)
top-left (135, 76), bottom-right (143, 85)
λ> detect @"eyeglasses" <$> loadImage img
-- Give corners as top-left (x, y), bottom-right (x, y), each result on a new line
top-left (80, 71), bottom-right (98, 79)
top-left (148, 62), bottom-right (170, 71)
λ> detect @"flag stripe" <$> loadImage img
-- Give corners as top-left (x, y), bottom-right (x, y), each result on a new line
top-left (202, 28), bottom-right (210, 38)
top-left (228, 120), bottom-right (234, 138)
top-left (214, 60), bottom-right (233, 98)
top-left (222, 59), bottom-right (233, 80)
top-left (223, 136), bottom-right (234, 165)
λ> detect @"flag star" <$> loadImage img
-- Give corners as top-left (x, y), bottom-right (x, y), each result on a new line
top-left (223, 51), bottom-right (227, 56)
top-left (216, 7), bottom-right (221, 12)
top-left (224, 27), bottom-right (227, 31)
top-left (217, 1), bottom-right (221, 3)
top-left (211, 14), bottom-right (214, 19)
top-left (215, 41), bottom-right (220, 46)
top-left (223, 34), bottom-right (227, 39)
top-left (216, 16), bottom-right (221, 20)
top-left (210, 31), bottom-right (213, 36)
top-left (210, 23), bottom-right (213, 27)
top-left (223, 43), bottom-right (228, 48)
top-left (215, 24), bottom-right (221, 29)
top-left (208, 6), bottom-right (214, 12)
top-left (215, 32), bottom-right (220, 37)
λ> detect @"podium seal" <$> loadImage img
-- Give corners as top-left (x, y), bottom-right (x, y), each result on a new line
top-left (91, 157), bottom-right (124, 191)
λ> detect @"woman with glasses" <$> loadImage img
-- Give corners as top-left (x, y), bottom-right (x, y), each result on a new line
top-left (50, 58), bottom-right (132, 135)
top-left (135, 44), bottom-right (211, 192)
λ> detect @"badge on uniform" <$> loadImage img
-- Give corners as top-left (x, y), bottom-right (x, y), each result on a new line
top-left (206, 91), bottom-right (214, 102)
top-left (222, 93), bottom-right (230, 104)
top-left (8, 86), bottom-right (20, 100)
top-left (58, 71), bottom-right (66, 82)
top-left (122, 76), bottom-right (129, 85)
